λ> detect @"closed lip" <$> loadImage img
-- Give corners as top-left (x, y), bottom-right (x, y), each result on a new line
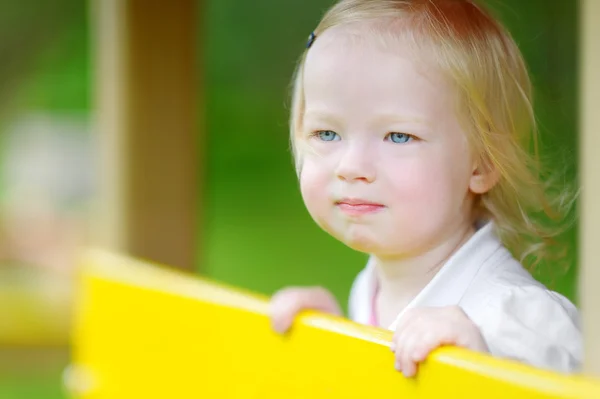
top-left (334, 198), bottom-right (385, 207)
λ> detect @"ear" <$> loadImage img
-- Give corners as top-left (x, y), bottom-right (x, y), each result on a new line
top-left (469, 157), bottom-right (500, 194)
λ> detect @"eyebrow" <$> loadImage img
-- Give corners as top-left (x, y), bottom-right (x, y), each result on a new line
top-left (373, 113), bottom-right (428, 126)
top-left (303, 109), bottom-right (341, 124)
top-left (303, 109), bottom-right (429, 126)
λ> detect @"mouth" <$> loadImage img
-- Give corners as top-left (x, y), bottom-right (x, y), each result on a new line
top-left (334, 198), bottom-right (385, 215)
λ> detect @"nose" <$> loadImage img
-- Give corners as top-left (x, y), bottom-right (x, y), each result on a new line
top-left (335, 142), bottom-right (376, 183)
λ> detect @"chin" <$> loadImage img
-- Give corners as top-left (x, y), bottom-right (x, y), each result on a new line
top-left (344, 241), bottom-right (378, 254)
top-left (337, 232), bottom-right (382, 254)
top-left (320, 222), bottom-right (381, 253)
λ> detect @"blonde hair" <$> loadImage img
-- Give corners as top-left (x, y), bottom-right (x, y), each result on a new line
top-left (290, 0), bottom-right (575, 273)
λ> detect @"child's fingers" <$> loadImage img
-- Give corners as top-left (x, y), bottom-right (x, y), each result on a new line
top-left (269, 297), bottom-right (296, 333)
top-left (393, 341), bottom-right (402, 372)
top-left (310, 287), bottom-right (343, 315)
top-left (401, 359), bottom-right (418, 378)
top-left (269, 288), bottom-right (306, 333)
top-left (392, 311), bottom-right (417, 353)
top-left (391, 319), bottom-right (412, 356)
top-left (399, 331), bottom-right (421, 378)
top-left (395, 322), bottom-right (437, 378)
top-left (392, 312), bottom-right (421, 372)
top-left (410, 330), bottom-right (439, 363)
top-left (269, 287), bottom-right (342, 334)
top-left (393, 308), bottom-right (418, 340)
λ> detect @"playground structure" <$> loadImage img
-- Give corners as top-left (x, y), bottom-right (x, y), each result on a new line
top-left (66, 249), bottom-right (600, 398)
top-left (64, 0), bottom-right (600, 396)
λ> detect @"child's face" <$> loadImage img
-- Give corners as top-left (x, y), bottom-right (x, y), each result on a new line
top-left (298, 26), bottom-right (480, 257)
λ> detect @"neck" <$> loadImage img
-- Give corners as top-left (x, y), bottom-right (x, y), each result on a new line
top-left (373, 223), bottom-right (476, 307)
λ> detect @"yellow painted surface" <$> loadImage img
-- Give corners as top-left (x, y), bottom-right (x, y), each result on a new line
top-left (68, 249), bottom-right (600, 398)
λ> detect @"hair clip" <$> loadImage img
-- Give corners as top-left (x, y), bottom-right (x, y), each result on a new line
top-left (306, 32), bottom-right (316, 49)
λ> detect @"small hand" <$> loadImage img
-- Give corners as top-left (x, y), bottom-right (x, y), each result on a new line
top-left (269, 286), bottom-right (342, 333)
top-left (391, 306), bottom-right (488, 377)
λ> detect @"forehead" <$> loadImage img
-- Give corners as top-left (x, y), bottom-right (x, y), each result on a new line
top-left (302, 23), bottom-right (455, 120)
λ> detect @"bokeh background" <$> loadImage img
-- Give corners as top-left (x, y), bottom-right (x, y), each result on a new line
top-left (0, 0), bottom-right (578, 398)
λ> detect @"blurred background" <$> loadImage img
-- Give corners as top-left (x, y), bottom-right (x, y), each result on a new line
top-left (0, 0), bottom-right (578, 398)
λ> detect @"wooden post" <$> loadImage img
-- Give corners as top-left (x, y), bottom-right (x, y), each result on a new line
top-left (91, 0), bottom-right (200, 270)
top-left (580, 0), bottom-right (600, 376)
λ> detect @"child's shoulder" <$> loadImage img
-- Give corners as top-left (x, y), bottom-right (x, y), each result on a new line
top-left (465, 245), bottom-right (580, 343)
top-left (464, 247), bottom-right (582, 371)
top-left (461, 240), bottom-right (576, 317)
top-left (450, 221), bottom-right (577, 316)
top-left (467, 244), bottom-right (577, 316)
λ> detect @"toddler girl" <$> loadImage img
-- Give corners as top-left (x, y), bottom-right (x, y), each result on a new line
top-left (270, 0), bottom-right (581, 377)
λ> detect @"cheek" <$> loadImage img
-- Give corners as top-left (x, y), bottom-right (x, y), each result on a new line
top-left (299, 158), bottom-right (330, 216)
top-left (385, 151), bottom-right (472, 215)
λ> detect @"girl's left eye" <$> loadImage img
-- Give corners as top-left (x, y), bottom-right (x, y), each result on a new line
top-left (386, 132), bottom-right (413, 144)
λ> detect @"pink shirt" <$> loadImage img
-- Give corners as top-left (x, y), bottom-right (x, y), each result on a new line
top-left (369, 284), bottom-right (378, 327)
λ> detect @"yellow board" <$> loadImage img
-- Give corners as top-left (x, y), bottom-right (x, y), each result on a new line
top-left (67, 249), bottom-right (600, 398)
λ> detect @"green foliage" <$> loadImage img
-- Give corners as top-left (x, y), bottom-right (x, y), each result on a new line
top-left (202, 0), bottom-right (580, 303)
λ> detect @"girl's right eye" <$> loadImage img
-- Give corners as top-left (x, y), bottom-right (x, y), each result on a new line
top-left (313, 130), bottom-right (340, 142)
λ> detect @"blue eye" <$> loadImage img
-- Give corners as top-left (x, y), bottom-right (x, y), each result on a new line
top-left (387, 132), bottom-right (412, 144)
top-left (316, 130), bottom-right (340, 142)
